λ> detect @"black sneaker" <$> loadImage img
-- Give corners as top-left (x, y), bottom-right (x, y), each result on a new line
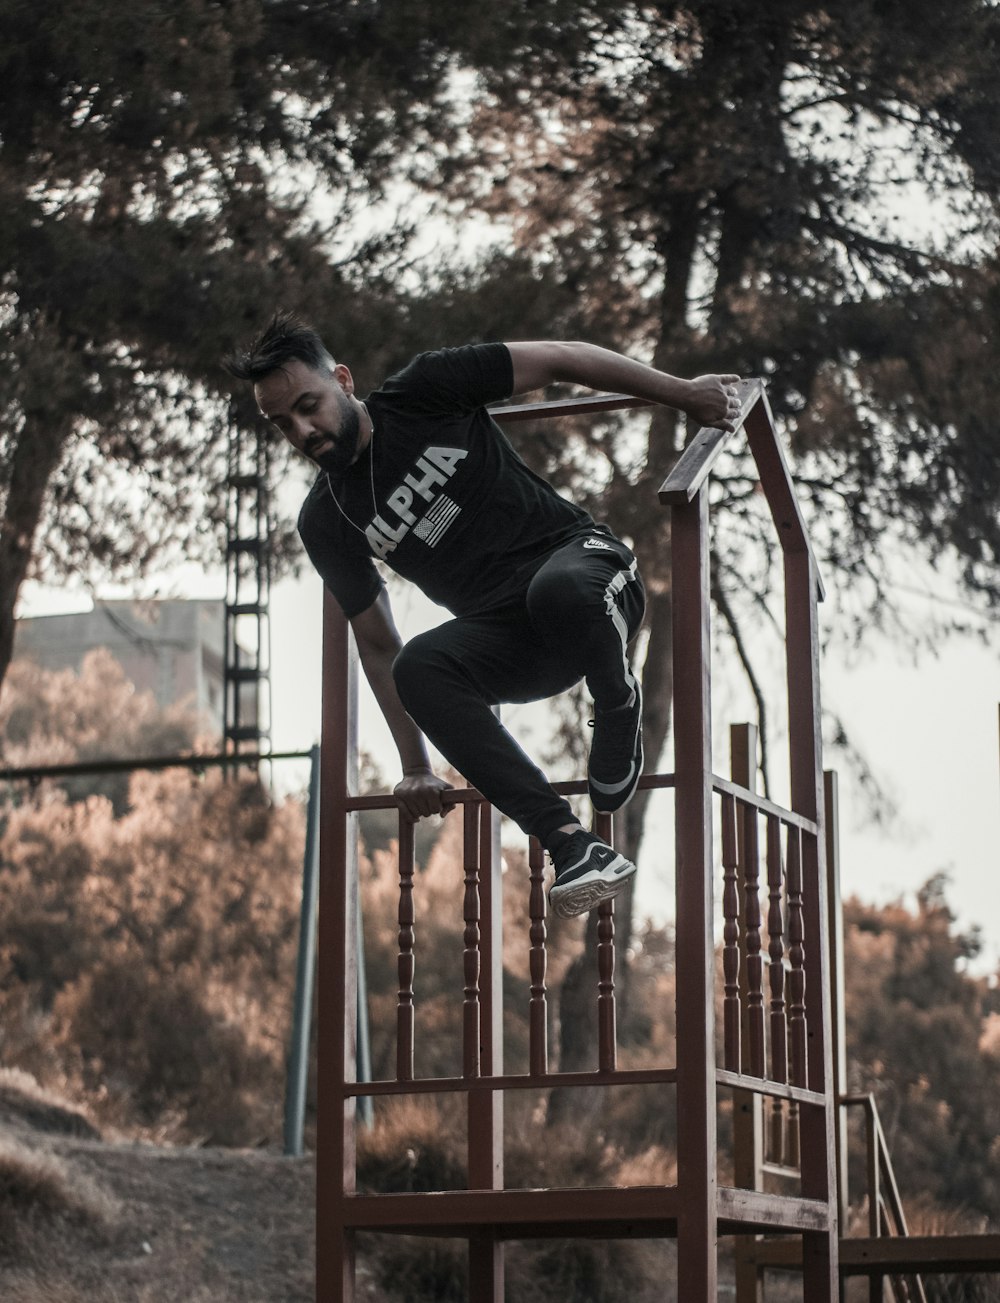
top-left (548, 830), bottom-right (637, 919)
top-left (588, 685), bottom-right (643, 813)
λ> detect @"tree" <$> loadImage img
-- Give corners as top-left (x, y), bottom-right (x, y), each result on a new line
top-left (0, 648), bottom-right (199, 810)
top-left (844, 876), bottom-right (1000, 1218)
top-left (0, 0), bottom-right (482, 696)
top-left (395, 0), bottom-right (1000, 1057)
top-left (0, 650), bottom-right (306, 1143)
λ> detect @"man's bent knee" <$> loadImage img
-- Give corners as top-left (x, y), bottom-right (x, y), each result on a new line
top-left (390, 639), bottom-right (426, 711)
top-left (391, 631), bottom-right (466, 715)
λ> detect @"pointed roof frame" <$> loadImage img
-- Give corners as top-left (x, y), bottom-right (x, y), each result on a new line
top-left (493, 378), bottom-right (823, 599)
top-left (658, 378), bottom-right (826, 601)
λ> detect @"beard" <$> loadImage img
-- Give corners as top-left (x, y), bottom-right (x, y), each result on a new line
top-left (314, 402), bottom-right (361, 479)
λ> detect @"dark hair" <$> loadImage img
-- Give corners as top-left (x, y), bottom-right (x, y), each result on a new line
top-left (224, 310), bottom-right (336, 383)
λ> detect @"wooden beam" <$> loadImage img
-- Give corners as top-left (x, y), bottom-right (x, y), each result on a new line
top-left (658, 379), bottom-right (763, 505)
top-left (744, 1234), bottom-right (1000, 1275)
top-left (718, 1187), bottom-right (831, 1235)
top-left (840, 1235), bottom-right (1000, 1275)
top-left (341, 1185), bottom-right (682, 1235)
top-left (317, 592), bottom-right (360, 1303)
top-left (490, 393), bottom-right (655, 422)
top-left (671, 485), bottom-right (719, 1299)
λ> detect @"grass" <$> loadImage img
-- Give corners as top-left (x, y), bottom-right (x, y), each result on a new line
top-left (0, 1135), bottom-right (118, 1261)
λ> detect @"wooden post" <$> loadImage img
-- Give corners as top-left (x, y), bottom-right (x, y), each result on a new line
top-left (468, 802), bottom-right (504, 1300)
top-left (671, 485), bottom-right (718, 1299)
top-left (824, 769), bottom-right (849, 1221)
top-left (732, 725), bottom-right (764, 1303)
top-left (317, 592), bottom-right (358, 1303)
top-left (784, 549), bottom-right (839, 1301)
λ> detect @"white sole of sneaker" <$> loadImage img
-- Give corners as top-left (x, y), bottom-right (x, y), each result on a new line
top-left (548, 856), bottom-right (637, 919)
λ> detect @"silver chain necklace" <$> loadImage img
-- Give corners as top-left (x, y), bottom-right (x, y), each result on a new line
top-left (324, 402), bottom-right (376, 538)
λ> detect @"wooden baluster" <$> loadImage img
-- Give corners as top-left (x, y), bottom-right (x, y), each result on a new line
top-left (766, 815), bottom-right (787, 1164)
top-left (528, 836), bottom-right (548, 1077)
top-left (743, 803), bottom-right (766, 1078)
top-left (721, 793), bottom-right (741, 1072)
top-left (594, 812), bottom-right (617, 1072)
top-left (786, 824), bottom-right (808, 1089)
top-left (767, 815), bottom-right (787, 1084)
top-left (597, 900), bottom-right (617, 1073)
top-left (463, 802), bottom-right (482, 1079)
top-left (787, 1100), bottom-right (801, 1169)
top-left (768, 1099), bottom-right (785, 1168)
top-left (396, 815), bottom-right (416, 1082)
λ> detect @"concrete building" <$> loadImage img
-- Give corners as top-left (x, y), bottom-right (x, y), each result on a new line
top-left (13, 600), bottom-right (227, 730)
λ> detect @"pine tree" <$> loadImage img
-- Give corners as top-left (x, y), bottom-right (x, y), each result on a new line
top-left (0, 0), bottom-right (471, 693)
top-left (400, 0), bottom-right (1000, 1053)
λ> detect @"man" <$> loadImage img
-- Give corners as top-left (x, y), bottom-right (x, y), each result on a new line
top-left (227, 316), bottom-right (740, 917)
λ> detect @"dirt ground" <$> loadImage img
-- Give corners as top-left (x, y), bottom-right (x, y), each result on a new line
top-left (0, 1077), bottom-right (322, 1302)
top-left (0, 1077), bottom-right (806, 1302)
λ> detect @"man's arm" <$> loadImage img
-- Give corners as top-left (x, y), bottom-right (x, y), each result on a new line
top-left (506, 341), bottom-right (741, 432)
top-left (350, 590), bottom-right (454, 821)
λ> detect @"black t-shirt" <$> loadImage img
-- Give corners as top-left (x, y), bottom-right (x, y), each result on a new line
top-left (297, 343), bottom-right (598, 618)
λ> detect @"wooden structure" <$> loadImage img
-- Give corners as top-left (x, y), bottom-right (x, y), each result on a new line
top-left (313, 383), bottom-right (999, 1300)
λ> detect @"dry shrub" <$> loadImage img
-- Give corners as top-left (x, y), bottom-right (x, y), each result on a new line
top-left (54, 955), bottom-right (277, 1145)
top-left (0, 649), bottom-right (201, 813)
top-left (353, 1092), bottom-right (469, 1302)
top-left (0, 764), bottom-right (305, 1145)
top-left (614, 1144), bottom-right (677, 1187)
top-left (901, 1194), bottom-right (988, 1237)
top-left (506, 1236), bottom-right (667, 1303)
top-left (359, 1228), bottom-right (667, 1303)
top-left (505, 1114), bottom-right (621, 1190)
top-left (0, 1136), bottom-right (118, 1261)
top-left (357, 1097), bottom-right (466, 1193)
top-left (356, 1101), bottom-right (674, 1302)
top-left (362, 1234), bottom-right (467, 1303)
top-left (0, 1068), bottom-right (99, 1139)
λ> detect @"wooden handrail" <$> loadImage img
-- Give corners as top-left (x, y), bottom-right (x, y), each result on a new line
top-left (658, 378), bottom-right (764, 504)
top-left (841, 1094), bottom-right (928, 1303)
top-left (490, 392), bottom-right (654, 422)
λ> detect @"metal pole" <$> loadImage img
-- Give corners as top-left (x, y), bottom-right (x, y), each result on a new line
top-left (284, 744), bottom-right (321, 1156)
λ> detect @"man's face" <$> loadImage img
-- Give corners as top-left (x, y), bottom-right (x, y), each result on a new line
top-left (255, 359), bottom-right (363, 477)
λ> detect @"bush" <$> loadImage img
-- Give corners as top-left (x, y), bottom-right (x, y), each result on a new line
top-left (0, 769), bottom-right (304, 1144)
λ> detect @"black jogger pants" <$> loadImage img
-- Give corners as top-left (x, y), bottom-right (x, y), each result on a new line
top-left (391, 530), bottom-right (645, 846)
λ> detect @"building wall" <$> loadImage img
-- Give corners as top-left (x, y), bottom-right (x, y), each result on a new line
top-left (13, 600), bottom-right (227, 731)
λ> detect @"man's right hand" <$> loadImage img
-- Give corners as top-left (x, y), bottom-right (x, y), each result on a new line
top-left (393, 768), bottom-right (456, 822)
top-left (683, 373), bottom-right (742, 431)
